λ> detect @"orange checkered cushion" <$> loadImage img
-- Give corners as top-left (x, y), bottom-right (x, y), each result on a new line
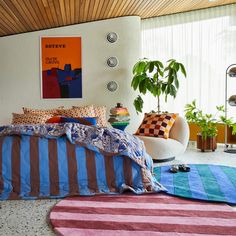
top-left (12, 113), bottom-right (53, 125)
top-left (135, 113), bottom-right (178, 139)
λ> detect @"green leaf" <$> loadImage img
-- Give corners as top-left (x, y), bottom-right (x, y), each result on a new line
top-left (153, 72), bottom-right (158, 82)
top-left (168, 75), bottom-right (174, 84)
top-left (138, 61), bottom-right (147, 74)
top-left (179, 63), bottom-right (187, 77)
top-left (167, 69), bottom-right (173, 78)
top-left (144, 61), bottom-right (150, 71)
top-left (174, 77), bottom-right (179, 89)
top-left (132, 61), bottom-right (139, 74)
top-left (146, 79), bottom-right (154, 92)
top-left (167, 59), bottom-right (176, 63)
top-left (216, 105), bottom-right (225, 112)
top-left (133, 60), bottom-right (148, 75)
top-left (139, 79), bottom-right (147, 94)
top-left (153, 85), bottom-right (161, 97)
top-left (164, 67), bottom-right (169, 72)
top-left (169, 84), bottom-right (177, 97)
top-left (159, 70), bottom-right (164, 77)
top-left (134, 95), bottom-right (143, 114)
top-left (173, 62), bottom-right (179, 71)
top-left (166, 85), bottom-right (170, 95)
top-left (149, 61), bottom-right (154, 73)
top-left (161, 83), bottom-right (167, 92)
top-left (154, 60), bottom-right (164, 68)
top-left (131, 75), bottom-right (145, 90)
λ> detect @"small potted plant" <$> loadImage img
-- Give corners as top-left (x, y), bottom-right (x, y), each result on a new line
top-left (131, 58), bottom-right (186, 113)
top-left (185, 100), bottom-right (236, 152)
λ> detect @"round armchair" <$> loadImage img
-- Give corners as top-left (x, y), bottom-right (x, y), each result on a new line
top-left (136, 116), bottom-right (189, 162)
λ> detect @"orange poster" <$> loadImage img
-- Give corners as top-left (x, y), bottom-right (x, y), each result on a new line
top-left (41, 37), bottom-right (82, 98)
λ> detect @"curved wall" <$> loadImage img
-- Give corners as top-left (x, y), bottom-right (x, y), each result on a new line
top-left (0, 16), bottom-right (142, 132)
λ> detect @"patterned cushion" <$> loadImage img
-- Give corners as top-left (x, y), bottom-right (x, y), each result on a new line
top-left (93, 106), bottom-right (107, 127)
top-left (57, 106), bottom-right (95, 117)
top-left (72, 105), bottom-right (107, 127)
top-left (12, 113), bottom-right (53, 125)
top-left (135, 113), bottom-right (178, 139)
top-left (23, 106), bottom-right (64, 115)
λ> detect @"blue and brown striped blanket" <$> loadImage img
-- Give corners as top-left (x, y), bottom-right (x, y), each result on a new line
top-left (0, 123), bottom-right (164, 200)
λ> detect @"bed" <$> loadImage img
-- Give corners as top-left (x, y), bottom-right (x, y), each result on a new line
top-left (0, 123), bottom-right (165, 200)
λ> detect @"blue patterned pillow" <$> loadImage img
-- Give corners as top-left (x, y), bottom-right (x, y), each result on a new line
top-left (61, 117), bottom-right (97, 126)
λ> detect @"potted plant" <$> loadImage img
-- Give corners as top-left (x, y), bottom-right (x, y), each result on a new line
top-left (131, 58), bottom-right (186, 113)
top-left (185, 100), bottom-right (236, 152)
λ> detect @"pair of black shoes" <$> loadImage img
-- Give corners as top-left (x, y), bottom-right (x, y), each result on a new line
top-left (170, 164), bottom-right (190, 173)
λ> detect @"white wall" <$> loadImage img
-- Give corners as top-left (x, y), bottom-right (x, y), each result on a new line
top-left (0, 16), bottom-right (142, 132)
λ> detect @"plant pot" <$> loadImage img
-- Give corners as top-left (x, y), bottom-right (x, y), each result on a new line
top-left (197, 134), bottom-right (217, 152)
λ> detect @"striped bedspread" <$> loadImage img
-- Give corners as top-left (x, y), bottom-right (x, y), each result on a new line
top-left (0, 124), bottom-right (164, 200)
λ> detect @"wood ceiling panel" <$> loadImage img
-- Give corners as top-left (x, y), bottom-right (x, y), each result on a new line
top-left (64, 0), bottom-right (71, 24)
top-left (83, 0), bottom-right (91, 22)
top-left (74, 0), bottom-right (80, 23)
top-left (121, 0), bottom-right (139, 16)
top-left (0, 0), bottom-right (236, 37)
top-left (29, 0), bottom-right (47, 29)
top-left (2, 0), bottom-right (31, 31)
top-left (22, 0), bottom-right (42, 30)
top-left (100, 0), bottom-right (112, 19)
top-left (70, 0), bottom-right (75, 23)
top-left (99, 0), bottom-right (110, 19)
top-left (94, 0), bottom-right (105, 20)
top-left (58, 0), bottom-right (67, 25)
top-left (0, 20), bottom-right (13, 35)
top-left (15, 0), bottom-right (38, 30)
top-left (53, 0), bottom-right (64, 26)
top-left (0, 4), bottom-right (23, 33)
top-left (47, 0), bottom-right (59, 27)
top-left (40, 0), bottom-right (56, 28)
top-left (34, 0), bottom-right (48, 29)
top-left (106, 0), bottom-right (120, 18)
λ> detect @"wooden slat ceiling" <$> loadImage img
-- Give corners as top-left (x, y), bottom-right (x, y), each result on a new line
top-left (0, 0), bottom-right (235, 37)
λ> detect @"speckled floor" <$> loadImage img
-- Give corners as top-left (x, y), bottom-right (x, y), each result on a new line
top-left (1, 144), bottom-right (236, 236)
top-left (0, 199), bottom-right (58, 236)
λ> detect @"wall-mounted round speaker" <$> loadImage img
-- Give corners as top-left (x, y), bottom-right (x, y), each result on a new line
top-left (107, 32), bottom-right (118, 43)
top-left (107, 57), bottom-right (118, 67)
top-left (107, 81), bottom-right (118, 92)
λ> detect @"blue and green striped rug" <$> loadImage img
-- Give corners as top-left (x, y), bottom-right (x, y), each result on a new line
top-left (154, 164), bottom-right (236, 204)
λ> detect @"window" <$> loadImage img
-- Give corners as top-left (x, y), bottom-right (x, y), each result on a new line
top-left (141, 5), bottom-right (236, 116)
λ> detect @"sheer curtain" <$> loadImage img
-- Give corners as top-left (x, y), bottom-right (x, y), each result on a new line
top-left (141, 4), bottom-right (236, 116)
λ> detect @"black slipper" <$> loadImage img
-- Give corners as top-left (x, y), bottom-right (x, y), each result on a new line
top-left (169, 165), bottom-right (179, 173)
top-left (178, 164), bottom-right (190, 172)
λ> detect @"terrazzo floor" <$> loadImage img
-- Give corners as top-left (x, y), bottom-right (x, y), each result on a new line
top-left (1, 145), bottom-right (236, 236)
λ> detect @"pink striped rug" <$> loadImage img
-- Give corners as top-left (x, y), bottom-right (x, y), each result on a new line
top-left (49, 194), bottom-right (236, 235)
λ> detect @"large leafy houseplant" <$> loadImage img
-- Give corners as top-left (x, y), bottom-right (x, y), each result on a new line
top-left (131, 58), bottom-right (186, 113)
top-left (185, 100), bottom-right (236, 140)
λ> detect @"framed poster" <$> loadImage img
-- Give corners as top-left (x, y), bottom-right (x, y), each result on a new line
top-left (41, 36), bottom-right (82, 99)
